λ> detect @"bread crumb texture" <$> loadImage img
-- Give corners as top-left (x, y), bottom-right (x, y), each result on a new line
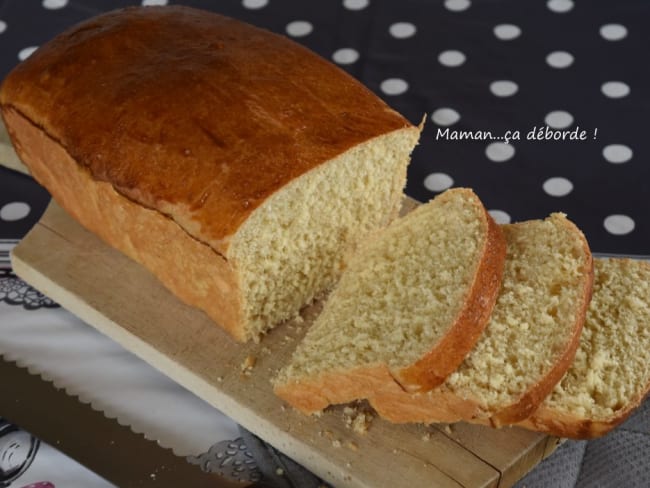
top-left (543, 258), bottom-right (650, 420)
top-left (273, 188), bottom-right (488, 385)
top-left (241, 355), bottom-right (256, 374)
top-left (445, 213), bottom-right (592, 411)
top-left (342, 402), bottom-right (374, 434)
top-left (230, 128), bottom-right (419, 340)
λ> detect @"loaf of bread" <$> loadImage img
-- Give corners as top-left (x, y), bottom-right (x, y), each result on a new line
top-left (273, 188), bottom-right (506, 413)
top-left (370, 214), bottom-right (593, 426)
top-left (520, 258), bottom-right (650, 438)
top-left (0, 6), bottom-right (420, 341)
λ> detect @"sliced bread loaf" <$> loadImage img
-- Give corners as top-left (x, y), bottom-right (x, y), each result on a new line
top-left (520, 258), bottom-right (650, 438)
top-left (371, 214), bottom-right (593, 426)
top-left (1, 6), bottom-right (419, 342)
top-left (273, 188), bottom-right (506, 414)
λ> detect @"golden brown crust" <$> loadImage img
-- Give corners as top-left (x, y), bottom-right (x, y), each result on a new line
top-left (369, 382), bottom-right (473, 423)
top-left (274, 364), bottom-right (395, 415)
top-left (2, 107), bottom-right (247, 342)
top-left (0, 6), bottom-right (412, 255)
top-left (391, 196), bottom-right (507, 392)
top-left (518, 383), bottom-right (650, 439)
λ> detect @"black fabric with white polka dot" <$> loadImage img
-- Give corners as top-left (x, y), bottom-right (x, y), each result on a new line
top-left (0, 0), bottom-right (647, 255)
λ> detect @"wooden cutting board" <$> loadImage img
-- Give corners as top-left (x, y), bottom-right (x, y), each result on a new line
top-left (11, 200), bottom-right (561, 488)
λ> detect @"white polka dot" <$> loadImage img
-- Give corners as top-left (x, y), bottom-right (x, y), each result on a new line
top-left (286, 21), bottom-right (313, 37)
top-left (547, 0), bottom-right (574, 13)
top-left (0, 20), bottom-right (6, 34)
top-left (43, 0), bottom-right (68, 8)
top-left (543, 177), bottom-right (573, 197)
top-left (242, 0), bottom-right (268, 9)
top-left (431, 108), bottom-right (461, 126)
top-left (389, 22), bottom-right (416, 39)
top-left (424, 173), bottom-right (454, 192)
top-left (444, 0), bottom-right (471, 12)
top-left (604, 215), bottom-right (635, 235)
top-left (18, 46), bottom-right (38, 61)
top-left (489, 210), bottom-right (511, 224)
top-left (546, 51), bottom-right (574, 69)
top-left (343, 0), bottom-right (369, 10)
top-left (600, 24), bottom-right (627, 41)
top-left (544, 110), bottom-right (574, 129)
top-left (485, 142), bottom-right (515, 162)
top-left (601, 81), bottom-right (630, 98)
top-left (493, 24), bottom-right (521, 41)
top-left (438, 50), bottom-right (466, 67)
top-left (380, 78), bottom-right (408, 96)
top-left (0, 202), bottom-right (31, 221)
top-left (489, 80), bottom-right (518, 97)
top-left (602, 144), bottom-right (633, 164)
top-left (332, 48), bottom-right (359, 65)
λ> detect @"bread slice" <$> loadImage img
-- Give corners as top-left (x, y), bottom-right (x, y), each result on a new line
top-left (519, 258), bottom-right (650, 438)
top-left (273, 188), bottom-right (506, 414)
top-left (0, 6), bottom-right (420, 341)
top-left (371, 214), bottom-right (593, 426)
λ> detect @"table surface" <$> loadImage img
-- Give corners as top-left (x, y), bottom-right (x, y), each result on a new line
top-left (1, 1), bottom-right (649, 487)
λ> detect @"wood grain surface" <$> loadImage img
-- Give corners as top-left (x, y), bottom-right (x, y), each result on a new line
top-left (11, 200), bottom-right (560, 488)
top-left (0, 120), bottom-right (27, 175)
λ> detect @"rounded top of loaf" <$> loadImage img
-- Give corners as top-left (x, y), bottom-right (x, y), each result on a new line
top-left (0, 6), bottom-right (413, 253)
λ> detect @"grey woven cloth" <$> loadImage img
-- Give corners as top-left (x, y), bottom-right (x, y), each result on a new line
top-left (515, 397), bottom-right (650, 488)
top-left (238, 427), bottom-right (327, 488)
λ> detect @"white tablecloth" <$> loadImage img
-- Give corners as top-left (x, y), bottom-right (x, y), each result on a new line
top-left (0, 272), bottom-right (242, 487)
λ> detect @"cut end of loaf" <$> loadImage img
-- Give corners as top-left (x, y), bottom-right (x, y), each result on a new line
top-left (273, 188), bottom-right (505, 407)
top-left (229, 126), bottom-right (420, 341)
